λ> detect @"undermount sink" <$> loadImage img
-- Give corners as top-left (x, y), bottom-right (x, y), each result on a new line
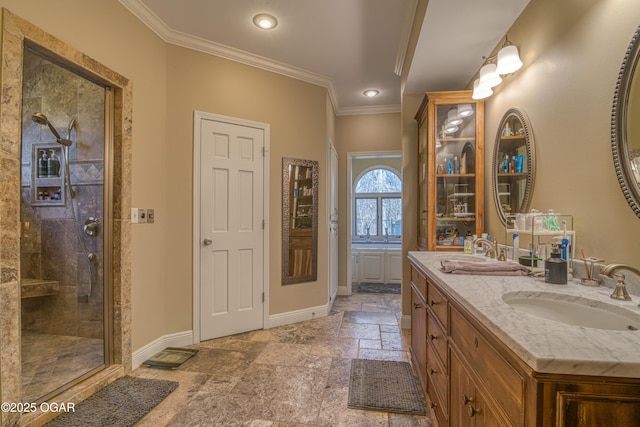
top-left (502, 291), bottom-right (640, 331)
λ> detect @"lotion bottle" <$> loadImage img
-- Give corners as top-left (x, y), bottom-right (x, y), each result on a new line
top-left (545, 244), bottom-right (567, 284)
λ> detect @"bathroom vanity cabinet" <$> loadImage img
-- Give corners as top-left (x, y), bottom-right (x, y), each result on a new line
top-left (409, 257), bottom-right (640, 427)
top-left (415, 91), bottom-right (484, 251)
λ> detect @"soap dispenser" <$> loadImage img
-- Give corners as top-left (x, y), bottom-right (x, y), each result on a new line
top-left (545, 243), bottom-right (567, 284)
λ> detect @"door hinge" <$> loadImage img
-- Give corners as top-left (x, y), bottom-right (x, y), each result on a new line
top-left (262, 292), bottom-right (265, 303)
top-left (262, 219), bottom-right (265, 229)
top-left (262, 146), bottom-right (267, 157)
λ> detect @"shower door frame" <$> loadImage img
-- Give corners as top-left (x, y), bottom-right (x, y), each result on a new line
top-left (0, 9), bottom-right (132, 424)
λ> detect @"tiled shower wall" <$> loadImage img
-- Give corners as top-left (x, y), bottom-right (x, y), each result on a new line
top-left (20, 49), bottom-right (105, 339)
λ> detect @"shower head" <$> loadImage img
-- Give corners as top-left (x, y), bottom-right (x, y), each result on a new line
top-left (31, 113), bottom-right (72, 147)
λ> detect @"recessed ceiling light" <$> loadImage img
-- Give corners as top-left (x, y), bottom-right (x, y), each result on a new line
top-left (363, 89), bottom-right (380, 97)
top-left (253, 13), bottom-right (278, 30)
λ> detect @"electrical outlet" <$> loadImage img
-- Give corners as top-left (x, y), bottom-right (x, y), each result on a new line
top-left (131, 208), bottom-right (139, 224)
top-left (147, 209), bottom-right (155, 224)
top-left (138, 208), bottom-right (147, 224)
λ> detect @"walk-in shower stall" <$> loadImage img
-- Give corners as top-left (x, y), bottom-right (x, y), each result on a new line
top-left (20, 47), bottom-right (108, 402)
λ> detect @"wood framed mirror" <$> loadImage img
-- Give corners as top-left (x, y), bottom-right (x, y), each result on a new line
top-left (282, 158), bottom-right (318, 284)
top-left (492, 107), bottom-right (536, 224)
top-left (612, 25), bottom-right (640, 218)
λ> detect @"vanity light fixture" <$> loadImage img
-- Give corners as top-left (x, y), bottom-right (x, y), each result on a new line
top-left (253, 13), bottom-right (278, 30)
top-left (472, 36), bottom-right (523, 99)
top-left (472, 79), bottom-right (493, 100)
top-left (496, 44), bottom-right (523, 75)
top-left (478, 63), bottom-right (502, 89)
top-left (363, 89), bottom-right (380, 97)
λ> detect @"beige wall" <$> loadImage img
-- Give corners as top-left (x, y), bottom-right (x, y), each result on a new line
top-left (334, 113), bottom-right (401, 287)
top-left (1, 1), bottom-right (331, 353)
top-left (482, 0), bottom-right (640, 266)
top-left (165, 44), bottom-right (329, 318)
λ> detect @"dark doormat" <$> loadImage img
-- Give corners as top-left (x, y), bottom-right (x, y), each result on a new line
top-left (348, 359), bottom-right (427, 415)
top-left (44, 376), bottom-right (178, 427)
top-left (354, 283), bottom-right (401, 294)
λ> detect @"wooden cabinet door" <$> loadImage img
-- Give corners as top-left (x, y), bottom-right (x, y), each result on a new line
top-left (450, 351), bottom-right (475, 427)
top-left (451, 350), bottom-right (506, 427)
top-left (411, 286), bottom-right (427, 393)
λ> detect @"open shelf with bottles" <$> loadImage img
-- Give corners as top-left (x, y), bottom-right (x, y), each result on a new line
top-left (31, 143), bottom-right (65, 207)
top-left (291, 165), bottom-right (314, 230)
top-left (415, 90), bottom-right (484, 251)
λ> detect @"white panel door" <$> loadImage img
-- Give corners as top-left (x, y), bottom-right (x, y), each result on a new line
top-left (199, 118), bottom-right (264, 341)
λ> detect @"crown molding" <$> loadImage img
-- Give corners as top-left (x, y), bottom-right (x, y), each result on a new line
top-left (119, 0), bottom-right (342, 113)
top-left (395, 0), bottom-right (419, 76)
top-left (119, 0), bottom-right (401, 116)
top-left (336, 104), bottom-right (401, 116)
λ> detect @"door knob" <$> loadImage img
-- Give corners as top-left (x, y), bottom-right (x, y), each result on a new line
top-left (203, 238), bottom-right (212, 246)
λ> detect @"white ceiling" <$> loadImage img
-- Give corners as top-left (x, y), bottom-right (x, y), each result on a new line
top-left (119, 0), bottom-right (530, 115)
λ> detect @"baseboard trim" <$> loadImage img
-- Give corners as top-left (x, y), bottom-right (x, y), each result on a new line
top-left (266, 304), bottom-right (329, 329)
top-left (132, 330), bottom-right (194, 369)
top-left (401, 314), bottom-right (411, 330)
top-left (337, 285), bottom-right (350, 296)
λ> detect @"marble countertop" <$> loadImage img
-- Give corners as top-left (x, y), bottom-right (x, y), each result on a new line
top-left (408, 251), bottom-right (640, 378)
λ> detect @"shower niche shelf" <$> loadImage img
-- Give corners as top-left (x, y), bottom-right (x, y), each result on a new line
top-left (31, 143), bottom-right (65, 207)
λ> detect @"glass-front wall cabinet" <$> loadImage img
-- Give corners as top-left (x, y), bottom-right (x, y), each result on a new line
top-left (415, 91), bottom-right (484, 251)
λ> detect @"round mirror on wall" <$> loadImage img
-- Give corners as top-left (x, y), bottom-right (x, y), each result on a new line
top-left (612, 25), bottom-right (640, 218)
top-left (492, 107), bottom-right (536, 225)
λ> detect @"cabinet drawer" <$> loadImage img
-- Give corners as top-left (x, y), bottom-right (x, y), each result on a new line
top-left (411, 266), bottom-right (427, 301)
top-left (427, 345), bottom-right (449, 414)
top-left (427, 368), bottom-right (449, 427)
top-left (427, 281), bottom-right (448, 329)
top-left (427, 312), bottom-right (447, 369)
top-left (450, 307), bottom-right (525, 426)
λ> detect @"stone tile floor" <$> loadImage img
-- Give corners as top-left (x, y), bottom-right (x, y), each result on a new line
top-left (21, 333), bottom-right (104, 403)
top-left (133, 292), bottom-right (432, 426)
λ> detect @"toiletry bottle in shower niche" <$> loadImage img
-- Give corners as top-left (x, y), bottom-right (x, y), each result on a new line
top-left (48, 149), bottom-right (60, 177)
top-left (38, 150), bottom-right (48, 177)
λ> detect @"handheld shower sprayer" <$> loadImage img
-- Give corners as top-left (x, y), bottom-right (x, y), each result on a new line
top-left (31, 113), bottom-right (73, 146)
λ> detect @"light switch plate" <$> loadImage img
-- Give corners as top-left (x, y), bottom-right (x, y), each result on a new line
top-left (147, 209), bottom-right (155, 223)
top-left (138, 208), bottom-right (147, 224)
top-left (131, 208), bottom-right (139, 224)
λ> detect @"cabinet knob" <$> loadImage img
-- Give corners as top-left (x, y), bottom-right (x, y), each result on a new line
top-left (429, 368), bottom-right (437, 375)
top-left (430, 402), bottom-right (438, 409)
top-left (429, 334), bottom-right (438, 341)
top-left (467, 404), bottom-right (479, 418)
top-left (430, 299), bottom-right (438, 306)
top-left (461, 394), bottom-right (473, 405)
top-left (413, 303), bottom-right (421, 310)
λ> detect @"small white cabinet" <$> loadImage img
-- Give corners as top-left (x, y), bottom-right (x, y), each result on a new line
top-left (351, 247), bottom-right (401, 284)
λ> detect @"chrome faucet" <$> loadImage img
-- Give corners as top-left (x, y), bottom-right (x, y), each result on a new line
top-left (474, 238), bottom-right (497, 259)
top-left (599, 264), bottom-right (640, 302)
